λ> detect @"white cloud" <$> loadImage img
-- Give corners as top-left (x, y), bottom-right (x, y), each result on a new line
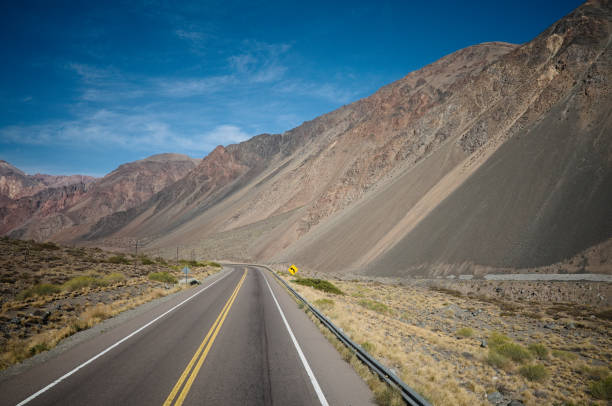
top-left (175, 29), bottom-right (203, 41)
top-left (157, 75), bottom-right (233, 97)
top-left (204, 125), bottom-right (249, 144)
top-left (0, 110), bottom-right (251, 156)
top-left (274, 80), bottom-right (358, 104)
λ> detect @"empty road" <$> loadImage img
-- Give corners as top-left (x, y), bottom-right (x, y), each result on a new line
top-left (0, 265), bottom-right (374, 405)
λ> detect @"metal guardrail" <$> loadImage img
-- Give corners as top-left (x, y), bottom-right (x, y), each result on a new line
top-left (235, 263), bottom-right (431, 406)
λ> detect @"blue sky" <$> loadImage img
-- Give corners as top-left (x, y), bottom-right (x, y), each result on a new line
top-left (0, 0), bottom-right (583, 177)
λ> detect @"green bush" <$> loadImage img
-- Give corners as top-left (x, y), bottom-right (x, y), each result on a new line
top-left (519, 364), bottom-right (549, 382)
top-left (360, 341), bottom-right (376, 353)
top-left (293, 278), bottom-right (343, 294)
top-left (155, 257), bottom-right (168, 265)
top-left (528, 343), bottom-right (549, 360)
top-left (17, 283), bottom-right (61, 299)
top-left (313, 298), bottom-right (335, 311)
top-left (590, 376), bottom-right (612, 400)
top-left (63, 276), bottom-right (101, 291)
top-left (456, 327), bottom-right (474, 338)
top-left (101, 272), bottom-right (126, 285)
top-left (488, 331), bottom-right (511, 347)
top-left (486, 332), bottom-right (531, 363)
top-left (140, 256), bottom-right (154, 265)
top-left (552, 349), bottom-right (578, 361)
top-left (29, 342), bottom-right (50, 356)
top-left (148, 271), bottom-right (178, 284)
top-left (358, 299), bottom-right (390, 314)
top-left (106, 255), bottom-right (131, 265)
top-left (487, 351), bottom-right (510, 369)
top-left (495, 342), bottom-right (532, 363)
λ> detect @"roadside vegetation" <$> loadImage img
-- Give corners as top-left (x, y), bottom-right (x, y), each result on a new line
top-left (291, 277), bottom-right (344, 295)
top-left (279, 269), bottom-right (612, 406)
top-left (0, 237), bottom-right (222, 370)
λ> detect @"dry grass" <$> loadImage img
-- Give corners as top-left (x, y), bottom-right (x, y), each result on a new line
top-left (278, 270), bottom-right (612, 406)
top-left (0, 237), bottom-right (222, 370)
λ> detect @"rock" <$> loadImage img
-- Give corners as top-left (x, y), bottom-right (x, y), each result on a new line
top-left (481, 339), bottom-right (487, 348)
top-left (508, 401), bottom-right (524, 406)
top-left (10, 317), bottom-right (22, 325)
top-left (533, 390), bottom-right (547, 399)
top-left (42, 311), bottom-right (51, 324)
top-left (487, 391), bottom-right (504, 404)
top-left (543, 323), bottom-right (555, 329)
top-left (565, 322), bottom-right (576, 329)
top-left (461, 352), bottom-right (474, 359)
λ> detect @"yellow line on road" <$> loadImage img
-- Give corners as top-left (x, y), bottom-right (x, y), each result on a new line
top-left (163, 269), bottom-right (247, 406)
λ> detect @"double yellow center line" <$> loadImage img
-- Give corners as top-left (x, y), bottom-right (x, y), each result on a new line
top-left (163, 269), bottom-right (247, 406)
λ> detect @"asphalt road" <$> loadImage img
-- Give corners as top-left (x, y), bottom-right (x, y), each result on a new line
top-left (0, 266), bottom-right (374, 405)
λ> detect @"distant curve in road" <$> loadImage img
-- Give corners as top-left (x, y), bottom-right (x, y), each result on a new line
top-left (0, 265), bottom-right (374, 406)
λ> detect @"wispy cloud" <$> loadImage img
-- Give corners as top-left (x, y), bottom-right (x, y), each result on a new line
top-left (228, 40), bottom-right (290, 84)
top-left (274, 80), bottom-right (360, 104)
top-left (157, 75), bottom-right (233, 97)
top-left (0, 110), bottom-right (251, 155)
top-left (175, 29), bottom-right (204, 41)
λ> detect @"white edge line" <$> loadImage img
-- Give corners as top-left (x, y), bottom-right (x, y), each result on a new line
top-left (261, 269), bottom-right (329, 406)
top-left (16, 269), bottom-right (234, 406)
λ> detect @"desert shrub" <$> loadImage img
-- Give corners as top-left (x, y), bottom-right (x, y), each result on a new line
top-left (528, 343), bottom-right (549, 360)
top-left (106, 255), bottom-right (131, 265)
top-left (581, 365), bottom-right (610, 380)
top-left (148, 271), bottom-right (177, 284)
top-left (33, 242), bottom-right (60, 251)
top-left (205, 261), bottom-right (221, 268)
top-left (456, 327), bottom-right (474, 338)
top-left (293, 278), bottom-right (343, 294)
top-left (358, 299), bottom-right (389, 314)
top-left (179, 260), bottom-right (201, 267)
top-left (552, 349), bottom-right (578, 361)
top-left (487, 351), bottom-right (511, 369)
top-left (373, 386), bottom-right (404, 406)
top-left (17, 283), bottom-right (61, 299)
top-left (313, 298), bottom-right (335, 311)
top-left (519, 364), bottom-right (549, 382)
top-left (360, 341), bottom-right (376, 353)
top-left (140, 256), bottom-right (154, 265)
top-left (67, 248), bottom-right (86, 257)
top-left (494, 342), bottom-right (532, 363)
top-left (101, 272), bottom-right (126, 285)
top-left (29, 342), bottom-right (50, 356)
top-left (155, 257), bottom-right (168, 265)
top-left (590, 376), bottom-right (612, 400)
top-left (63, 276), bottom-right (99, 291)
top-left (488, 331), bottom-right (511, 347)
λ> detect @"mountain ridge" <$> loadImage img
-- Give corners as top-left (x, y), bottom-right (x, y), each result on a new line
top-left (3, 0), bottom-right (611, 278)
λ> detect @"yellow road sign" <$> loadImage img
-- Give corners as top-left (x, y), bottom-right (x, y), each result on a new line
top-left (288, 264), bottom-right (298, 275)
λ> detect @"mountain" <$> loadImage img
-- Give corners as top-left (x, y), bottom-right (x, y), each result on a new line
top-left (0, 160), bottom-right (95, 200)
top-left (8, 1), bottom-right (612, 278)
top-left (0, 154), bottom-right (199, 241)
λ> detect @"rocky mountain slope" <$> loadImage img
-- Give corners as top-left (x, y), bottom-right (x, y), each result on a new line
top-left (0, 160), bottom-right (95, 200)
top-left (7, 1), bottom-right (611, 278)
top-left (0, 154), bottom-right (199, 242)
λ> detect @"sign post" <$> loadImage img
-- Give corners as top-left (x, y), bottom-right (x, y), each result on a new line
top-left (182, 266), bottom-right (190, 284)
top-left (288, 264), bottom-right (298, 275)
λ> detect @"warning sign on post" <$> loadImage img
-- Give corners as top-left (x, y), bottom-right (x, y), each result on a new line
top-left (288, 264), bottom-right (298, 275)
